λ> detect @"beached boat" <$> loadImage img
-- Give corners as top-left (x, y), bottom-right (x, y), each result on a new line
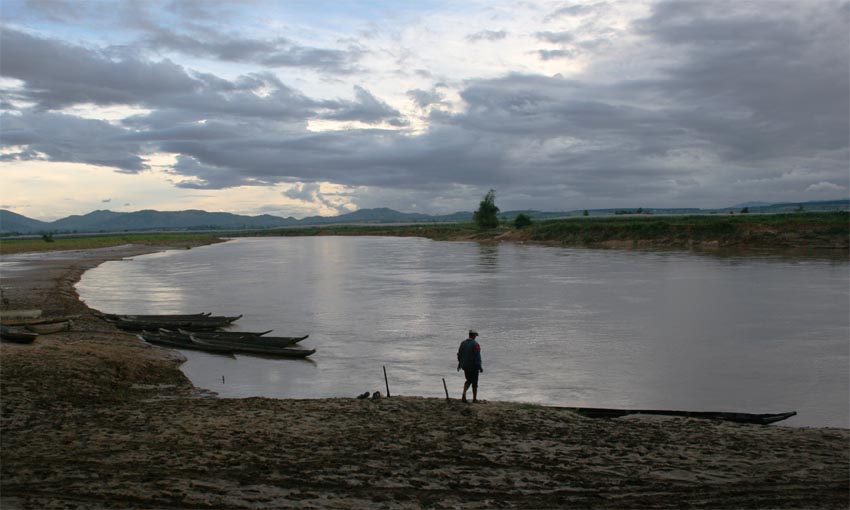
top-left (26, 321), bottom-right (72, 335)
top-left (138, 332), bottom-right (224, 352)
top-left (1, 314), bottom-right (80, 327)
top-left (189, 336), bottom-right (315, 358)
top-left (110, 315), bottom-right (242, 331)
top-left (177, 328), bottom-right (274, 338)
top-left (1, 325), bottom-right (39, 344)
top-left (98, 312), bottom-right (212, 321)
top-left (566, 407), bottom-right (798, 425)
top-left (139, 331), bottom-right (315, 358)
top-left (0, 309), bottom-right (42, 320)
top-left (188, 332), bottom-right (308, 347)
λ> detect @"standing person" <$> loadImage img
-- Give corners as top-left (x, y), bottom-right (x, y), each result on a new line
top-left (457, 330), bottom-right (483, 402)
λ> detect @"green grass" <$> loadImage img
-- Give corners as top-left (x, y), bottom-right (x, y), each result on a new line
top-left (257, 212), bottom-right (848, 250)
top-left (2, 212), bottom-right (846, 254)
top-left (256, 222), bottom-right (482, 240)
top-left (526, 212), bottom-right (848, 247)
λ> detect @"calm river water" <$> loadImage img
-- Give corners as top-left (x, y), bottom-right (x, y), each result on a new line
top-left (77, 237), bottom-right (849, 427)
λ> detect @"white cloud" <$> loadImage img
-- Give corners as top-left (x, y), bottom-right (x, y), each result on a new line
top-left (806, 181), bottom-right (846, 193)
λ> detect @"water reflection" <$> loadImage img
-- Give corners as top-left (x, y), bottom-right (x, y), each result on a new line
top-left (78, 237), bottom-right (850, 427)
top-left (477, 244), bottom-right (499, 272)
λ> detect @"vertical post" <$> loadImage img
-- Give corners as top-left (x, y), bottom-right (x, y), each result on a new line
top-left (383, 365), bottom-right (391, 398)
top-left (442, 378), bottom-right (450, 401)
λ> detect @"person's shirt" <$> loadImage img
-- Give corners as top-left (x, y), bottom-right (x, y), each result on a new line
top-left (457, 338), bottom-right (482, 371)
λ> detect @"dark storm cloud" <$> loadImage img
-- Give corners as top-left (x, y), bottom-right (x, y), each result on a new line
top-left (143, 26), bottom-right (363, 73)
top-left (0, 110), bottom-right (148, 172)
top-left (170, 155), bottom-right (273, 189)
top-left (634, 0), bottom-right (849, 161)
top-left (320, 86), bottom-right (405, 124)
top-left (0, 28), bottom-right (198, 110)
top-left (0, 28), bottom-right (385, 125)
top-left (407, 88), bottom-right (445, 109)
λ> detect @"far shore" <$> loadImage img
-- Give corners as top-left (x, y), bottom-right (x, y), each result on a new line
top-left (2, 211), bottom-right (848, 256)
top-left (1, 237), bottom-right (848, 509)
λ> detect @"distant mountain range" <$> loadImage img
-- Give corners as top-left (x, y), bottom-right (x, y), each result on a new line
top-left (1, 199), bottom-right (847, 235)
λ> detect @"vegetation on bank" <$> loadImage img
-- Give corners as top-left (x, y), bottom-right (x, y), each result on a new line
top-left (259, 212), bottom-right (849, 250)
top-left (1, 212), bottom-right (846, 254)
top-left (524, 211), bottom-right (849, 248)
top-left (0, 233), bottom-right (224, 255)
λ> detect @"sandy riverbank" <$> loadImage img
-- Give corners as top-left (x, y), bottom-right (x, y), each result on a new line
top-left (1, 241), bottom-right (848, 509)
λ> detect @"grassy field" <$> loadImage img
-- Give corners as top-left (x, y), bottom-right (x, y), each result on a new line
top-left (257, 211), bottom-right (849, 250)
top-left (0, 233), bottom-right (224, 255)
top-left (2, 212), bottom-right (846, 255)
top-left (524, 211), bottom-right (849, 247)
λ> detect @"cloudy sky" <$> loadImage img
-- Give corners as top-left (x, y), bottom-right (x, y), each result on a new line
top-left (1, 0), bottom-right (848, 220)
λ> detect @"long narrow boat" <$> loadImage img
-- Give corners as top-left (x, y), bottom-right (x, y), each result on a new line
top-left (189, 336), bottom-right (315, 358)
top-left (98, 312), bottom-right (237, 323)
top-left (97, 312), bottom-right (211, 321)
top-left (26, 321), bottom-right (72, 335)
top-left (0, 309), bottom-right (42, 320)
top-left (138, 332), bottom-right (233, 357)
top-left (188, 332), bottom-right (308, 348)
top-left (1, 325), bottom-right (39, 344)
top-left (2, 314), bottom-right (81, 327)
top-left (564, 407), bottom-right (797, 425)
top-left (176, 328), bottom-right (274, 338)
top-left (139, 331), bottom-right (315, 358)
top-left (111, 315), bottom-right (242, 331)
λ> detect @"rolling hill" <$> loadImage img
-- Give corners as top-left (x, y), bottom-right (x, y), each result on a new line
top-left (1, 198), bottom-right (846, 234)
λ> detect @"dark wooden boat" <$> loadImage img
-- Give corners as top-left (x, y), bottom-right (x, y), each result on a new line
top-left (137, 332), bottom-right (235, 358)
top-left (0, 309), bottom-right (42, 320)
top-left (138, 331), bottom-right (196, 349)
top-left (189, 336), bottom-right (315, 358)
top-left (97, 312), bottom-right (211, 321)
top-left (177, 328), bottom-right (274, 338)
top-left (111, 315), bottom-right (241, 331)
top-left (564, 407), bottom-right (797, 425)
top-left (26, 321), bottom-right (72, 334)
top-left (1, 325), bottom-right (39, 344)
top-left (188, 332), bottom-right (308, 348)
top-left (139, 331), bottom-right (315, 358)
top-left (2, 314), bottom-right (80, 327)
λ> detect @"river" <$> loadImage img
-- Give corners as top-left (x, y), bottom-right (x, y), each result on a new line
top-left (77, 237), bottom-right (849, 427)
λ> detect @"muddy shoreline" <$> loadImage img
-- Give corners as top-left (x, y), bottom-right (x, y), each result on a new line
top-left (1, 241), bottom-right (848, 509)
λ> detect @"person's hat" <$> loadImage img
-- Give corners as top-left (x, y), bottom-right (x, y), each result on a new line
top-left (469, 329), bottom-right (478, 336)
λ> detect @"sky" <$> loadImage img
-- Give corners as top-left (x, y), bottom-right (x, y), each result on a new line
top-left (1, 0), bottom-right (848, 221)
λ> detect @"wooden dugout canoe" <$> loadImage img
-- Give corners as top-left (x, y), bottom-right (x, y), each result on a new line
top-left (565, 407), bottom-right (797, 425)
top-left (1, 325), bottom-right (39, 344)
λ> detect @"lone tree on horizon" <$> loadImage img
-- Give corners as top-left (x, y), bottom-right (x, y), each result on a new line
top-left (473, 189), bottom-right (500, 229)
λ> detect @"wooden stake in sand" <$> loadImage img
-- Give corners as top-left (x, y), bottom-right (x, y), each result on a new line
top-left (442, 378), bottom-right (450, 400)
top-left (383, 365), bottom-right (391, 397)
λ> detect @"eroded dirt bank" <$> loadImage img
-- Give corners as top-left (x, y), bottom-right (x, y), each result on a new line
top-left (1, 242), bottom-right (848, 509)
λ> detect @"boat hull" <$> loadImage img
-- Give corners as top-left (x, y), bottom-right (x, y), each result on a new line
top-left (1, 325), bottom-right (39, 344)
top-left (565, 407), bottom-right (798, 425)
